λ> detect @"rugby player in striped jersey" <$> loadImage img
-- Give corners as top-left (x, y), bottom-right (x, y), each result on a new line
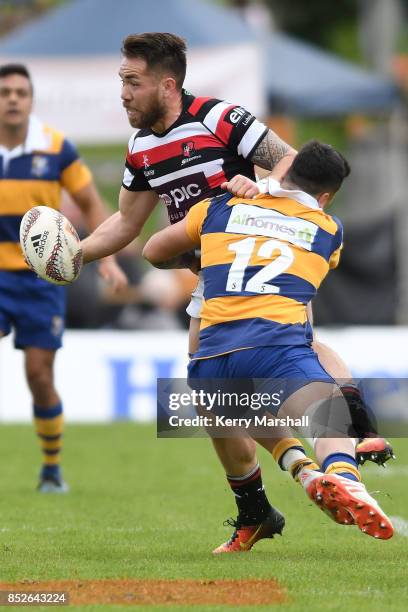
top-left (81, 33), bottom-right (393, 551)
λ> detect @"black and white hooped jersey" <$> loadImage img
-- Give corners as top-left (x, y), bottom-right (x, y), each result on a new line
top-left (122, 90), bottom-right (268, 224)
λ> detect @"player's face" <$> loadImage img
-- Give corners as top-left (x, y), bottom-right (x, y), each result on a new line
top-left (119, 57), bottom-right (166, 129)
top-left (0, 74), bottom-right (33, 129)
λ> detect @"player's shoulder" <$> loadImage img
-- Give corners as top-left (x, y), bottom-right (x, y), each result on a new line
top-left (329, 214), bottom-right (343, 232)
top-left (204, 192), bottom-right (234, 218)
top-left (328, 214), bottom-right (343, 248)
top-left (185, 92), bottom-right (224, 121)
top-left (127, 128), bottom-right (152, 152)
top-left (32, 119), bottom-right (66, 154)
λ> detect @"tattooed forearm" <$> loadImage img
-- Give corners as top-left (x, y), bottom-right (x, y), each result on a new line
top-left (250, 130), bottom-right (294, 170)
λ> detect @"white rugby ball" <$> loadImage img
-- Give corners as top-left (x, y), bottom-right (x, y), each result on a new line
top-left (20, 206), bottom-right (83, 285)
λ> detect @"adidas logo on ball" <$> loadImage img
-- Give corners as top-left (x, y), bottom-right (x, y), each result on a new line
top-left (30, 231), bottom-right (49, 258)
top-left (20, 206), bottom-right (83, 285)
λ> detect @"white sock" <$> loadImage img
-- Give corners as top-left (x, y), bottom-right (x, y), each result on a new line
top-left (281, 448), bottom-right (308, 472)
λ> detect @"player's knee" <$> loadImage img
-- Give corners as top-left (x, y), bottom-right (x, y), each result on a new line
top-left (215, 438), bottom-right (256, 465)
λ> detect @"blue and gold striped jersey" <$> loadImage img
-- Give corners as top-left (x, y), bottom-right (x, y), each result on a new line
top-left (186, 187), bottom-right (343, 359)
top-left (0, 116), bottom-right (92, 271)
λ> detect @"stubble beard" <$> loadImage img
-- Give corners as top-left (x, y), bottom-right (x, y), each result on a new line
top-left (129, 97), bottom-right (166, 130)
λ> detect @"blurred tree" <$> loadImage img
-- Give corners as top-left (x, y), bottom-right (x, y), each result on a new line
top-left (228, 0), bottom-right (361, 60)
top-left (265, 0), bottom-right (357, 47)
top-left (0, 0), bottom-right (66, 36)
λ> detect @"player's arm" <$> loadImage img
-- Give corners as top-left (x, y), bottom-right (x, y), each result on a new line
top-left (250, 129), bottom-right (297, 181)
top-left (142, 218), bottom-right (198, 267)
top-left (71, 181), bottom-right (130, 289)
top-left (308, 222), bottom-right (352, 379)
top-left (81, 187), bottom-right (158, 263)
top-left (222, 129), bottom-right (297, 197)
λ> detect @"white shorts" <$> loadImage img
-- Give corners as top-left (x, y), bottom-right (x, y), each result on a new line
top-left (186, 273), bottom-right (204, 319)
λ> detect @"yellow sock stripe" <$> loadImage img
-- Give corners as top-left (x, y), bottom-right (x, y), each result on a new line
top-left (34, 414), bottom-right (63, 437)
top-left (325, 461), bottom-right (361, 481)
top-left (272, 438), bottom-right (303, 464)
top-left (34, 415), bottom-right (64, 466)
top-left (290, 458), bottom-right (320, 480)
top-left (43, 455), bottom-right (60, 466)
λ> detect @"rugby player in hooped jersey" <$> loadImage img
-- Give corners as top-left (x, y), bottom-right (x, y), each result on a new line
top-left (0, 63), bottom-right (127, 493)
top-left (143, 141), bottom-right (394, 547)
top-left (80, 33), bottom-right (392, 551)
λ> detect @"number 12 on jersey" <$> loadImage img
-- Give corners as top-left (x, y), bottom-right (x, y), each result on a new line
top-left (226, 237), bottom-right (294, 294)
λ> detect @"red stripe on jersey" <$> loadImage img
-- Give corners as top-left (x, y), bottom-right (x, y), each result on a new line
top-left (128, 135), bottom-right (222, 168)
top-left (215, 104), bottom-right (235, 145)
top-left (188, 96), bottom-right (213, 116)
top-left (207, 170), bottom-right (227, 189)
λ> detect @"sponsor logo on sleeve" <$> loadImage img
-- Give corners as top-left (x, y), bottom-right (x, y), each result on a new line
top-left (226, 106), bottom-right (251, 125)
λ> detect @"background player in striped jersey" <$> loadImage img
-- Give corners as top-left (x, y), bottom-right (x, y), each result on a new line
top-left (143, 141), bottom-right (394, 550)
top-left (0, 63), bottom-right (126, 492)
top-left (80, 33), bottom-right (388, 538)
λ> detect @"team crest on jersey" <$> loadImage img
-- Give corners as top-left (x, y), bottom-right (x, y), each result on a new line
top-left (182, 141), bottom-right (196, 157)
top-left (181, 141), bottom-right (201, 166)
top-left (31, 155), bottom-right (49, 178)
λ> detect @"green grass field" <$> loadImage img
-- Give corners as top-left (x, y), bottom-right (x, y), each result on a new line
top-left (0, 424), bottom-right (407, 611)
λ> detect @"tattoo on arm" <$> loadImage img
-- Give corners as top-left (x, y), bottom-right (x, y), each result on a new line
top-left (250, 131), bottom-right (291, 170)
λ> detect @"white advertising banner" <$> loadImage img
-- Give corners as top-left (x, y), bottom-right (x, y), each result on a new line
top-left (0, 331), bottom-right (188, 423)
top-left (0, 44), bottom-right (265, 143)
top-left (0, 327), bottom-right (404, 423)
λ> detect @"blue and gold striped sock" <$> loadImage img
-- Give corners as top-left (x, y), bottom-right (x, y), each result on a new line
top-left (33, 403), bottom-right (63, 476)
top-left (322, 452), bottom-right (360, 482)
top-left (271, 437), bottom-right (319, 480)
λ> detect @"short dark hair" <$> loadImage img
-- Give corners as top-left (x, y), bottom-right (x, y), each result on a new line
top-left (0, 63), bottom-right (33, 93)
top-left (121, 32), bottom-right (187, 89)
top-left (286, 140), bottom-right (350, 195)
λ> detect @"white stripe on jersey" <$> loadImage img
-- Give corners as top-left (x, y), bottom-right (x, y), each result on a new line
top-left (237, 120), bottom-right (267, 158)
top-left (123, 166), bottom-right (134, 187)
top-left (129, 122), bottom-right (210, 153)
top-left (202, 101), bottom-right (233, 135)
top-left (149, 159), bottom-right (224, 188)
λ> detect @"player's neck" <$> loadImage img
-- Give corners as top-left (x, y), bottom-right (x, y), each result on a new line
top-left (0, 123), bottom-right (28, 150)
top-left (151, 91), bottom-right (183, 134)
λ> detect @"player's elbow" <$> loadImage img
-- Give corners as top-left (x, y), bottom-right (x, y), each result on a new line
top-left (142, 238), bottom-right (162, 265)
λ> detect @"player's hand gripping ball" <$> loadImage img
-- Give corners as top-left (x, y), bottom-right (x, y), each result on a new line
top-left (20, 206), bottom-right (83, 285)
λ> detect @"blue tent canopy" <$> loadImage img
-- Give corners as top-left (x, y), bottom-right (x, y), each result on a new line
top-left (0, 0), bottom-right (254, 54)
top-left (265, 32), bottom-right (399, 116)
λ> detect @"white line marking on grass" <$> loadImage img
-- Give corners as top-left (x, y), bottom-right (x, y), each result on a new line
top-left (390, 516), bottom-right (408, 537)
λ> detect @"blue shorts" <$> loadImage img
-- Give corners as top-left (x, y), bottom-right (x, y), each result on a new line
top-left (0, 270), bottom-right (66, 350)
top-left (188, 345), bottom-right (335, 412)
